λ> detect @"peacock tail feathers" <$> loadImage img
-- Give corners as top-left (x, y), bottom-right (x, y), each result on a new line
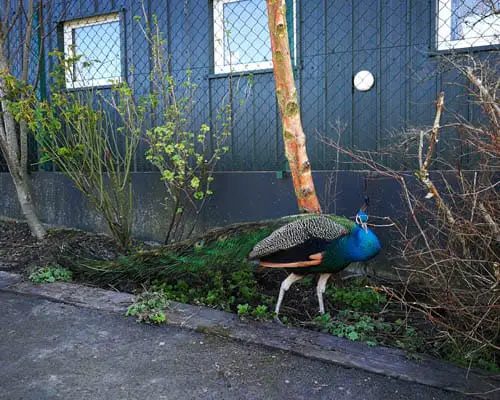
top-left (70, 214), bottom-right (355, 287)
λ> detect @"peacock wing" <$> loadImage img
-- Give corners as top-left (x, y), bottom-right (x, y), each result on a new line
top-left (248, 215), bottom-right (349, 260)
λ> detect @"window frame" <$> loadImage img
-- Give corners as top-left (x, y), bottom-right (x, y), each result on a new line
top-left (63, 13), bottom-right (122, 89)
top-left (213, 0), bottom-right (296, 74)
top-left (436, 0), bottom-right (500, 51)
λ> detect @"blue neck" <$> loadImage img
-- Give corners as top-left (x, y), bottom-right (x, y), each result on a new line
top-left (325, 224), bottom-right (381, 268)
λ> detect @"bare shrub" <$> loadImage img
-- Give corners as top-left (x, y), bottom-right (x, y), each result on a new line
top-left (323, 57), bottom-right (499, 361)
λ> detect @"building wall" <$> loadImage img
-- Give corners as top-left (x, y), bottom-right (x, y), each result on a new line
top-left (0, 170), bottom-right (402, 268)
top-left (0, 0), bottom-right (498, 243)
top-left (22, 0), bottom-right (497, 173)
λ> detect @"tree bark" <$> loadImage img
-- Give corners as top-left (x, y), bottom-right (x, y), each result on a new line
top-left (266, 0), bottom-right (321, 214)
top-left (0, 14), bottom-right (46, 240)
top-left (12, 167), bottom-right (47, 240)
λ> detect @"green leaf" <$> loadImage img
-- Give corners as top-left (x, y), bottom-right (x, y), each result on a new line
top-left (190, 177), bottom-right (200, 189)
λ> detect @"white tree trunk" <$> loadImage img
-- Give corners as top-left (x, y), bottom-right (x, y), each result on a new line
top-left (0, 25), bottom-right (46, 240)
top-left (11, 167), bottom-right (46, 240)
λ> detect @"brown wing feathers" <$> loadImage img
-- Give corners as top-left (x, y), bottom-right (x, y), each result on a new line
top-left (258, 252), bottom-right (324, 269)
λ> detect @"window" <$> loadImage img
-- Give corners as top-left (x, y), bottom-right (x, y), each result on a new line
top-left (63, 14), bottom-right (122, 88)
top-left (213, 0), bottom-right (296, 74)
top-left (436, 0), bottom-right (500, 50)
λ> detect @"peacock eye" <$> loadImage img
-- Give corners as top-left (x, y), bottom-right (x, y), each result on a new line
top-left (194, 240), bottom-right (204, 250)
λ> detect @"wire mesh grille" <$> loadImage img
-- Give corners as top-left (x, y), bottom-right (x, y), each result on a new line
top-left (62, 13), bottom-right (122, 88)
top-left (1, 0), bottom-right (499, 173)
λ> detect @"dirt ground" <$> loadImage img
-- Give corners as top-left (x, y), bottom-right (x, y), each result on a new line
top-left (2, 218), bottom-right (499, 372)
top-left (0, 219), bottom-right (121, 275)
top-left (0, 217), bottom-right (417, 331)
top-left (0, 218), bottom-right (354, 317)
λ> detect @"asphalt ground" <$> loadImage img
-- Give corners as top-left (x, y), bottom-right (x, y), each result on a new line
top-left (0, 291), bottom-right (474, 400)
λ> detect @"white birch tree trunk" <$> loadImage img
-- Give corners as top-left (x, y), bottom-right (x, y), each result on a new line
top-left (0, 13), bottom-right (46, 240)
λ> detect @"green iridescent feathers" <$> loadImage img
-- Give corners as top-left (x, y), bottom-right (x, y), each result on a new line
top-left (74, 214), bottom-right (355, 286)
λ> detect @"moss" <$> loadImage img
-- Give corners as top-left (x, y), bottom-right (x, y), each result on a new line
top-left (295, 186), bottom-right (313, 199)
top-left (275, 23), bottom-right (286, 38)
top-left (285, 101), bottom-right (299, 117)
top-left (274, 50), bottom-right (283, 63)
top-left (283, 130), bottom-right (294, 141)
top-left (276, 89), bottom-right (284, 106)
top-left (197, 325), bottom-right (233, 338)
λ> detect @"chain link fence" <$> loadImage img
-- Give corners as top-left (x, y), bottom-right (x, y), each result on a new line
top-left (1, 0), bottom-right (499, 173)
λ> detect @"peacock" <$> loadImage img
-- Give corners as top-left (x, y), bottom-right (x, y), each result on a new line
top-left (248, 207), bottom-right (381, 316)
top-left (72, 205), bottom-right (381, 318)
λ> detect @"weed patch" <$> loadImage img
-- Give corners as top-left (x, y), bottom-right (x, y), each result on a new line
top-left (326, 285), bottom-right (387, 312)
top-left (126, 291), bottom-right (170, 324)
top-left (314, 310), bottom-right (425, 351)
top-left (314, 310), bottom-right (390, 346)
top-left (441, 342), bottom-right (500, 373)
top-left (152, 269), bottom-right (273, 313)
top-left (29, 265), bottom-right (73, 284)
top-left (237, 304), bottom-right (273, 321)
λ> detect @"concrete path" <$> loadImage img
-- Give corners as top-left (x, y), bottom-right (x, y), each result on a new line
top-left (0, 291), bottom-right (474, 400)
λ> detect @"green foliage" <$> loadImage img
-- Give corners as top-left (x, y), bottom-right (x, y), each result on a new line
top-left (392, 319), bottom-right (426, 353)
top-left (315, 310), bottom-right (394, 346)
top-left (15, 50), bottom-right (139, 252)
top-left (29, 265), bottom-right (73, 284)
top-left (315, 309), bottom-right (425, 351)
top-left (99, 225), bottom-right (281, 312)
top-left (2, 73), bottom-right (35, 118)
top-left (236, 303), bottom-right (250, 315)
top-left (153, 267), bottom-right (271, 313)
top-left (441, 342), bottom-right (500, 373)
top-left (326, 285), bottom-right (388, 312)
top-left (127, 13), bottom-right (238, 244)
top-left (316, 283), bottom-right (427, 350)
top-left (126, 291), bottom-right (170, 324)
top-left (237, 303), bottom-right (273, 321)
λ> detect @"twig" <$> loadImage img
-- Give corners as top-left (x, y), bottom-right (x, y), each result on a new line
top-left (478, 202), bottom-right (499, 237)
top-left (465, 67), bottom-right (500, 128)
top-left (470, 172), bottom-right (478, 223)
top-left (417, 92), bottom-right (456, 225)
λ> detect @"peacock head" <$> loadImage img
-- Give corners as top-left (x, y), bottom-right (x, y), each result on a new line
top-left (355, 209), bottom-right (369, 233)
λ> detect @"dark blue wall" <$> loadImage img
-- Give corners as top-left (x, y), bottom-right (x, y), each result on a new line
top-left (25, 0), bottom-right (497, 174)
top-left (0, 170), bottom-right (402, 249)
top-left (1, 0), bottom-right (498, 245)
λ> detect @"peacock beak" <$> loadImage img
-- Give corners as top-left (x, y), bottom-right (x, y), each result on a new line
top-left (362, 222), bottom-right (368, 233)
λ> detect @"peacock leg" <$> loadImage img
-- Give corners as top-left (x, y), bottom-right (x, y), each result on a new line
top-left (317, 273), bottom-right (332, 314)
top-left (275, 273), bottom-right (303, 317)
